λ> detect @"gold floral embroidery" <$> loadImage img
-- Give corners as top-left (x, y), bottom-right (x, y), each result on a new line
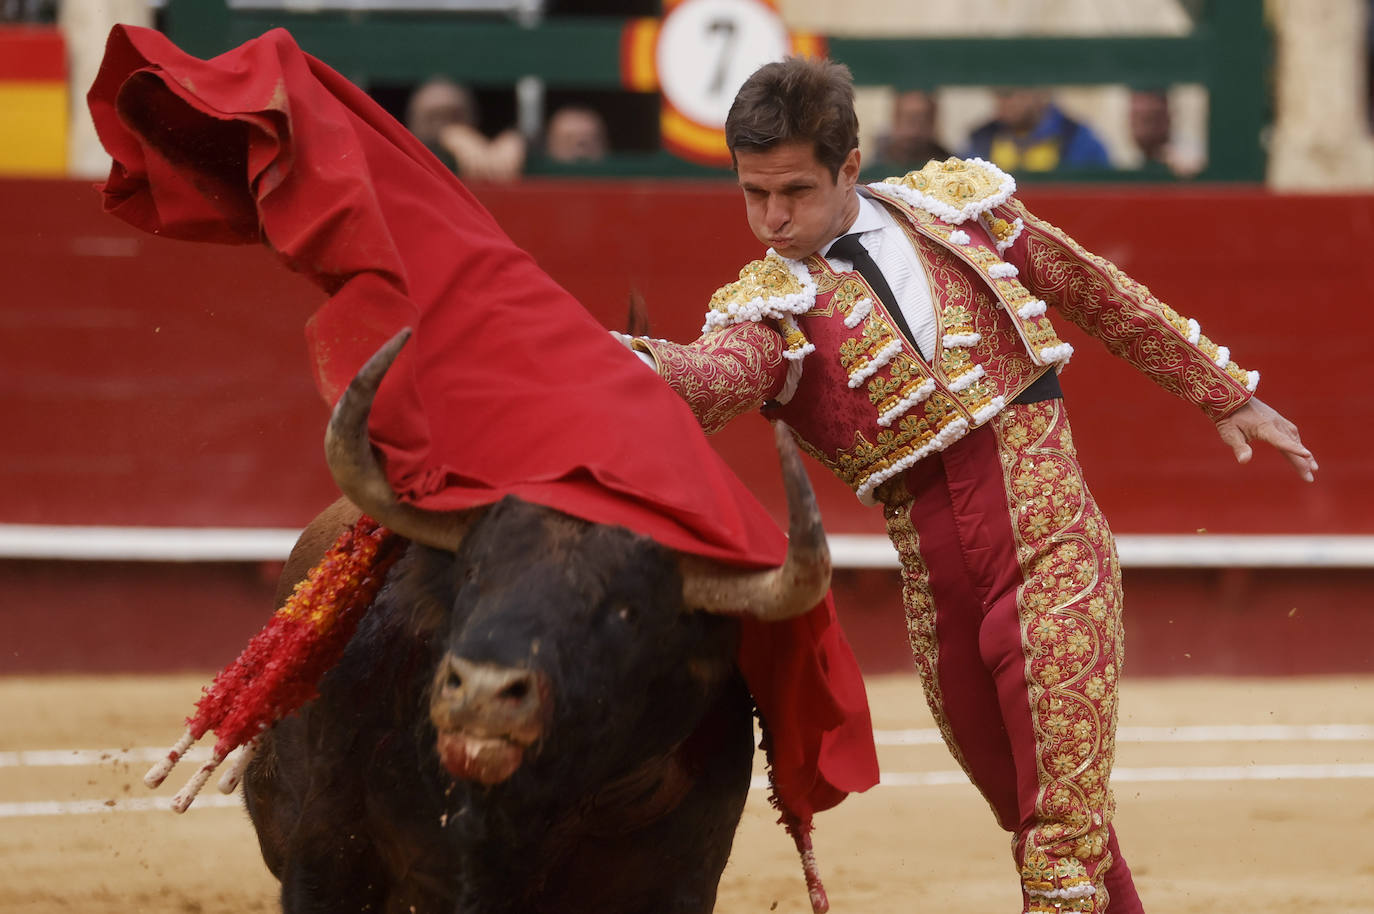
top-left (636, 322), bottom-right (787, 435)
top-left (829, 394), bottom-right (964, 494)
top-left (986, 216), bottom-right (1016, 243)
top-left (826, 279), bottom-right (871, 318)
top-left (1002, 199), bottom-right (1254, 418)
top-left (904, 229), bottom-right (1042, 409)
top-left (838, 319), bottom-right (897, 376)
top-left (881, 157), bottom-right (1014, 219)
top-left (706, 254), bottom-right (805, 316)
top-left (995, 400), bottom-right (1123, 912)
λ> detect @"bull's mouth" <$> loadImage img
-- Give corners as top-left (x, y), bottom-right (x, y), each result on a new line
top-left (435, 729), bottom-right (531, 784)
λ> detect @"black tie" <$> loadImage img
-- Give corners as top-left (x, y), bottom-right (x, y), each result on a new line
top-left (827, 233), bottom-right (925, 359)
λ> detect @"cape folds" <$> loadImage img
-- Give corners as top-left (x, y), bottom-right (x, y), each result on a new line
top-left (86, 25), bottom-right (877, 822)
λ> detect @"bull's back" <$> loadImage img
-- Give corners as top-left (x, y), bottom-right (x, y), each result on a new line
top-left (272, 497), bottom-right (363, 608)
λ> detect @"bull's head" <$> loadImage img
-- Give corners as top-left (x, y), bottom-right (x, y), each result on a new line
top-left (325, 329), bottom-right (830, 786)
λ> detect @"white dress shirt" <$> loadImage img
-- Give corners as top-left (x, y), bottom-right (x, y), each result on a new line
top-left (822, 193), bottom-right (940, 358)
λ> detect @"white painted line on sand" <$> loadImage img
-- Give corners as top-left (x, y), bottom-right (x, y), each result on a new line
top-left (749, 762), bottom-right (1374, 792)
top-left (0, 747), bottom-right (214, 768)
top-left (875, 723), bottom-right (1374, 746)
top-left (5, 724), bottom-right (1371, 770)
top-left (0, 794), bottom-right (242, 818)
top-left (6, 762), bottom-right (1374, 819)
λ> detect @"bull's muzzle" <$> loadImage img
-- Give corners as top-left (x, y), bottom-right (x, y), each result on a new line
top-left (429, 654), bottom-right (549, 785)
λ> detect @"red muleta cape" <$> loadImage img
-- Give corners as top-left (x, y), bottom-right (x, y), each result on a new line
top-left (87, 25), bottom-right (878, 821)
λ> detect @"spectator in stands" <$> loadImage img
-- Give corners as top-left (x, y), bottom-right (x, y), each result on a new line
top-left (544, 105), bottom-right (609, 162)
top-left (1128, 89), bottom-right (1204, 177)
top-left (868, 89), bottom-right (951, 172)
top-left (964, 88), bottom-right (1110, 172)
top-left (0, 0), bottom-right (56, 22)
top-left (405, 76), bottom-right (524, 182)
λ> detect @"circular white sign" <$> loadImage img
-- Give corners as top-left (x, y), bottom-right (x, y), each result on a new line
top-left (656, 0), bottom-right (790, 129)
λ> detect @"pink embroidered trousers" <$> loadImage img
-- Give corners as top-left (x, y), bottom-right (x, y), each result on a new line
top-left (879, 399), bottom-right (1144, 913)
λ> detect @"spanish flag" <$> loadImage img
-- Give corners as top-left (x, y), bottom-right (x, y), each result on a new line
top-left (0, 26), bottom-right (66, 176)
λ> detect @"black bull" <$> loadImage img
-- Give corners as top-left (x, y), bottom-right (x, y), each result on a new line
top-left (243, 331), bottom-right (832, 913)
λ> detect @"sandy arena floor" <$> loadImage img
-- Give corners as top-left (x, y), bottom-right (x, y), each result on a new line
top-left (2, 673), bottom-right (1372, 913)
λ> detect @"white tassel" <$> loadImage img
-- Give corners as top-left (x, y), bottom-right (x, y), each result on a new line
top-left (847, 339), bottom-right (903, 388)
top-left (1039, 342), bottom-right (1075, 365)
top-left (993, 216), bottom-right (1024, 253)
top-left (942, 331), bottom-right (981, 348)
top-left (170, 751), bottom-right (226, 814)
top-left (972, 395), bottom-right (1007, 424)
top-left (218, 739), bottom-right (259, 795)
top-left (948, 364), bottom-right (986, 393)
top-left (855, 418), bottom-right (970, 502)
top-left (876, 379), bottom-right (936, 427)
top-left (144, 728), bottom-right (196, 789)
top-left (843, 297), bottom-right (874, 329)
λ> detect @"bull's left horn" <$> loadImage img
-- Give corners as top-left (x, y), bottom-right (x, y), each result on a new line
top-left (325, 328), bottom-right (477, 552)
top-left (679, 422), bottom-right (831, 621)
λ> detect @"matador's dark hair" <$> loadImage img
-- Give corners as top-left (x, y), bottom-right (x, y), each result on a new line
top-left (724, 57), bottom-right (859, 178)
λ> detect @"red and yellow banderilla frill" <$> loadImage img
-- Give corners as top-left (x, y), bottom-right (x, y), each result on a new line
top-left (144, 516), bottom-right (403, 811)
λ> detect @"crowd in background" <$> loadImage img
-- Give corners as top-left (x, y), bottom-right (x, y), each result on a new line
top-left (8, 0), bottom-right (1374, 189)
top-left (404, 76), bottom-right (610, 182)
top-left (401, 76), bottom-right (1205, 182)
top-left (0, 0), bottom-right (1223, 183)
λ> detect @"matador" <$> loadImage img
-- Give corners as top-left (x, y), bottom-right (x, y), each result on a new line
top-left (621, 58), bottom-right (1316, 914)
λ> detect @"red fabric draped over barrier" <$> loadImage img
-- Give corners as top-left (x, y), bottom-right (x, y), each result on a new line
top-left (86, 24), bottom-right (877, 820)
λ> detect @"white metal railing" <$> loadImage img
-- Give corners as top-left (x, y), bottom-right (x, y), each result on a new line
top-left (2, 525), bottom-right (1373, 568)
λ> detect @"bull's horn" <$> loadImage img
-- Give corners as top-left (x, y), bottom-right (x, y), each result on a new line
top-left (679, 422), bottom-right (831, 621)
top-left (324, 328), bottom-right (477, 552)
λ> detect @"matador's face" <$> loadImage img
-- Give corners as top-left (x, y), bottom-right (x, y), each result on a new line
top-left (735, 140), bottom-right (860, 261)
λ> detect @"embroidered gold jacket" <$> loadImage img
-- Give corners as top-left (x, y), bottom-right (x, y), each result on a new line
top-left (633, 158), bottom-right (1257, 504)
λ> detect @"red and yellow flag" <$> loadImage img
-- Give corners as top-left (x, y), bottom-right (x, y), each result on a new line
top-left (0, 26), bottom-right (67, 176)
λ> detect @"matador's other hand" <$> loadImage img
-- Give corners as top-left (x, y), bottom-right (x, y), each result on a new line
top-left (1215, 398), bottom-right (1318, 482)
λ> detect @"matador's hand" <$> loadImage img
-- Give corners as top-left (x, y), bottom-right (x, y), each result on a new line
top-left (1215, 398), bottom-right (1318, 482)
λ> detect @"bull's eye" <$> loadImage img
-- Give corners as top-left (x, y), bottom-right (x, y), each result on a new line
top-left (617, 605), bottom-right (637, 623)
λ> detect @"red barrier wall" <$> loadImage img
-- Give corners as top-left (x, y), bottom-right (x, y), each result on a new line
top-left (3, 178), bottom-right (1372, 677)
top-left (3, 178), bottom-right (1367, 534)
top-left (5, 560), bottom-right (1370, 676)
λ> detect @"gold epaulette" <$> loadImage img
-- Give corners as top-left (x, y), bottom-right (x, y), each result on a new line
top-left (701, 251), bottom-right (816, 332)
top-left (700, 251), bottom-right (818, 362)
top-left (874, 157), bottom-right (1017, 225)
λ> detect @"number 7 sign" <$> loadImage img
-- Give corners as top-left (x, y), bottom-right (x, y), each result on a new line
top-left (621, 0), bottom-right (826, 167)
